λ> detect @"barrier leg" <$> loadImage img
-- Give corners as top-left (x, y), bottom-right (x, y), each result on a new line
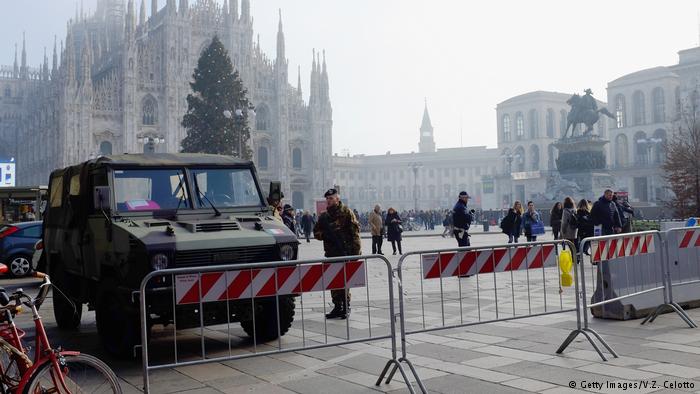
top-left (583, 328), bottom-right (618, 359)
top-left (556, 329), bottom-right (582, 354)
top-left (669, 303), bottom-right (698, 328)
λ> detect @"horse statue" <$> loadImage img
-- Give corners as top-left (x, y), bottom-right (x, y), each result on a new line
top-left (563, 91), bottom-right (615, 138)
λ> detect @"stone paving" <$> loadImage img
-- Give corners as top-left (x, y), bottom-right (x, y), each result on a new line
top-left (5, 231), bottom-right (700, 393)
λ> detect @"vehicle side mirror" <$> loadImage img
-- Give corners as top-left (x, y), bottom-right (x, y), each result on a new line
top-left (268, 181), bottom-right (283, 202)
top-left (94, 186), bottom-right (111, 211)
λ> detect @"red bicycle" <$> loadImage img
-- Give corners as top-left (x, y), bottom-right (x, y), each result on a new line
top-left (0, 268), bottom-right (121, 393)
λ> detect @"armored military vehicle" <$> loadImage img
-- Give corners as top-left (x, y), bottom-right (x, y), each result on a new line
top-left (43, 154), bottom-right (298, 357)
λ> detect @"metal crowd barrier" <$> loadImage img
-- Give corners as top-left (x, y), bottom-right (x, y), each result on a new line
top-left (379, 240), bottom-right (590, 393)
top-left (138, 255), bottom-right (414, 393)
top-left (643, 227), bottom-right (699, 327)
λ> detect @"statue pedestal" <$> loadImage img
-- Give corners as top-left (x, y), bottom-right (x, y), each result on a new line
top-left (550, 135), bottom-right (614, 199)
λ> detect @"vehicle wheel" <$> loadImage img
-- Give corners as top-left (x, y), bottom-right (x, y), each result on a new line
top-left (24, 353), bottom-right (122, 394)
top-left (95, 286), bottom-right (141, 359)
top-left (239, 296), bottom-right (295, 342)
top-left (7, 255), bottom-right (31, 277)
top-left (50, 261), bottom-right (82, 329)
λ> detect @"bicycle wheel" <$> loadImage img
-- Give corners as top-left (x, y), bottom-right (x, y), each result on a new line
top-left (0, 338), bottom-right (27, 393)
top-left (24, 353), bottom-right (121, 394)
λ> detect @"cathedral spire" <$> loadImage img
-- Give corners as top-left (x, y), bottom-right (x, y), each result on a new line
top-left (297, 65), bottom-right (302, 95)
top-left (139, 0), bottom-right (146, 25)
top-left (126, 0), bottom-right (136, 37)
top-left (13, 43), bottom-right (18, 78)
top-left (52, 36), bottom-right (58, 78)
top-left (151, 0), bottom-right (157, 19)
top-left (223, 0), bottom-right (229, 16)
top-left (230, 0), bottom-right (238, 21)
top-left (241, 0), bottom-right (250, 23)
top-left (80, 34), bottom-right (92, 85)
top-left (276, 9), bottom-right (285, 62)
top-left (178, 0), bottom-right (188, 16)
top-left (20, 32), bottom-right (27, 79)
top-left (42, 47), bottom-right (49, 81)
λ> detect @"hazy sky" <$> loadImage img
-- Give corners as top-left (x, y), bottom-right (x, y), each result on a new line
top-left (1, 1), bottom-right (699, 156)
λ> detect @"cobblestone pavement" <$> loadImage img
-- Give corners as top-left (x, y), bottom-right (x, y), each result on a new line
top-left (5, 232), bottom-right (700, 393)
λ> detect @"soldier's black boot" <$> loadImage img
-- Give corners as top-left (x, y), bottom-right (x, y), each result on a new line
top-left (325, 304), bottom-right (344, 319)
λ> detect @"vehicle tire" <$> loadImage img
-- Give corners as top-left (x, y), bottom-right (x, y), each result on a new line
top-left (7, 255), bottom-right (32, 278)
top-left (24, 353), bottom-right (122, 394)
top-left (239, 295), bottom-right (295, 342)
top-left (50, 261), bottom-right (82, 329)
top-left (95, 285), bottom-right (141, 359)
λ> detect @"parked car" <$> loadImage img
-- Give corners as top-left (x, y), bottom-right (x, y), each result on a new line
top-left (0, 221), bottom-right (43, 277)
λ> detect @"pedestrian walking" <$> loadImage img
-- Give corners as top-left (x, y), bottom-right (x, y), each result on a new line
top-left (560, 197), bottom-right (578, 252)
top-left (282, 204), bottom-right (296, 234)
top-left (522, 201), bottom-right (541, 242)
top-left (591, 189), bottom-right (622, 236)
top-left (452, 191), bottom-right (474, 247)
top-left (301, 210), bottom-right (315, 243)
top-left (500, 201), bottom-right (523, 243)
top-left (385, 207), bottom-right (403, 255)
top-left (369, 204), bottom-right (384, 255)
top-left (550, 202), bottom-right (563, 240)
top-left (313, 188), bottom-right (361, 319)
top-left (441, 211), bottom-right (453, 238)
top-left (576, 199), bottom-right (594, 255)
top-left (613, 193), bottom-right (635, 233)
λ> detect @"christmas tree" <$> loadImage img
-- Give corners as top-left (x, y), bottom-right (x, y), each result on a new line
top-left (181, 36), bottom-right (253, 158)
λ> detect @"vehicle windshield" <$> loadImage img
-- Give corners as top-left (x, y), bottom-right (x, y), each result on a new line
top-left (191, 168), bottom-right (263, 209)
top-left (113, 169), bottom-right (189, 212)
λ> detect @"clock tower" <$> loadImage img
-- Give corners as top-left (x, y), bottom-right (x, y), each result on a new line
top-left (418, 101), bottom-right (436, 153)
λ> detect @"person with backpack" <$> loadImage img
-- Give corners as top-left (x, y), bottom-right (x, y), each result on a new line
top-left (560, 197), bottom-right (578, 252)
top-left (500, 201), bottom-right (523, 243)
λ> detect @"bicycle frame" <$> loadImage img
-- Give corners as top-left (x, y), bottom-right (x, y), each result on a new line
top-left (1, 283), bottom-right (80, 393)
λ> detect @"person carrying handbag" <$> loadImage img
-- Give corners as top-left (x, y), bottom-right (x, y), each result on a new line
top-left (385, 207), bottom-right (403, 255)
top-left (560, 197), bottom-right (578, 253)
top-left (522, 201), bottom-right (543, 242)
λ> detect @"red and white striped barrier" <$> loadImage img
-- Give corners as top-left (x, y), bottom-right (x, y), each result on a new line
top-left (421, 244), bottom-right (556, 279)
top-left (678, 228), bottom-right (700, 249)
top-left (175, 261), bottom-right (365, 305)
top-left (590, 234), bottom-right (655, 263)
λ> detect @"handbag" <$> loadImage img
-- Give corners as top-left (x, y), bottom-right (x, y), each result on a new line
top-left (397, 224), bottom-right (404, 233)
top-left (530, 220), bottom-right (545, 235)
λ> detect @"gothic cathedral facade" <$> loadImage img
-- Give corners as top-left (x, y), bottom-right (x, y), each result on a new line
top-left (0, 0), bottom-right (333, 210)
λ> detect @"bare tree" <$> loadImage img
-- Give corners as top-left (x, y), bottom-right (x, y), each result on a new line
top-left (662, 92), bottom-right (700, 217)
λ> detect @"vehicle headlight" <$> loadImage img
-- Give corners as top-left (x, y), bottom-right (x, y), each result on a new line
top-left (151, 253), bottom-right (169, 271)
top-left (279, 244), bottom-right (295, 261)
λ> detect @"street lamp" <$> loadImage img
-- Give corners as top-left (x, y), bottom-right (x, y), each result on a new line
top-left (407, 162), bottom-right (423, 212)
top-left (636, 137), bottom-right (663, 165)
top-left (500, 152), bottom-right (521, 207)
top-left (138, 135), bottom-right (165, 154)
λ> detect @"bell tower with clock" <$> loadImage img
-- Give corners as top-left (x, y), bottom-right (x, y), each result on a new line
top-left (418, 100), bottom-right (436, 153)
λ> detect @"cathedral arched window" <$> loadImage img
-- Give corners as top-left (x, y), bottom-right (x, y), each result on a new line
top-left (546, 108), bottom-right (555, 137)
top-left (501, 114), bottom-right (511, 141)
top-left (515, 112), bottom-right (524, 139)
top-left (634, 131), bottom-right (648, 165)
top-left (257, 146), bottom-right (268, 169)
top-left (256, 104), bottom-right (269, 131)
top-left (652, 87), bottom-right (665, 123)
top-left (615, 134), bottom-right (628, 168)
top-left (652, 129), bottom-right (667, 164)
top-left (292, 148), bottom-right (302, 169)
top-left (615, 94), bottom-right (626, 128)
top-left (528, 109), bottom-right (538, 139)
top-left (3, 85), bottom-right (10, 98)
top-left (292, 191), bottom-right (304, 209)
top-left (142, 96), bottom-right (157, 125)
top-left (100, 141), bottom-right (112, 156)
top-left (633, 91), bottom-right (645, 125)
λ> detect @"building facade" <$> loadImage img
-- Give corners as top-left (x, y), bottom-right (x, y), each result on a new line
top-left (495, 91), bottom-right (609, 206)
top-left (0, 0), bottom-right (332, 211)
top-left (332, 104), bottom-right (499, 212)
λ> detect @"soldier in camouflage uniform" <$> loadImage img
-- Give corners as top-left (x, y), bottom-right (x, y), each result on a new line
top-left (314, 188), bottom-right (361, 319)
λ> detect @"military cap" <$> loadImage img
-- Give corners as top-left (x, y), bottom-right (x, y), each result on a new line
top-left (324, 188), bottom-right (338, 197)
top-left (459, 191), bottom-right (470, 198)
top-left (283, 204), bottom-right (294, 211)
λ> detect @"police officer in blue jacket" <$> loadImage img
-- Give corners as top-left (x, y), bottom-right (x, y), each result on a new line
top-left (452, 191), bottom-right (474, 247)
